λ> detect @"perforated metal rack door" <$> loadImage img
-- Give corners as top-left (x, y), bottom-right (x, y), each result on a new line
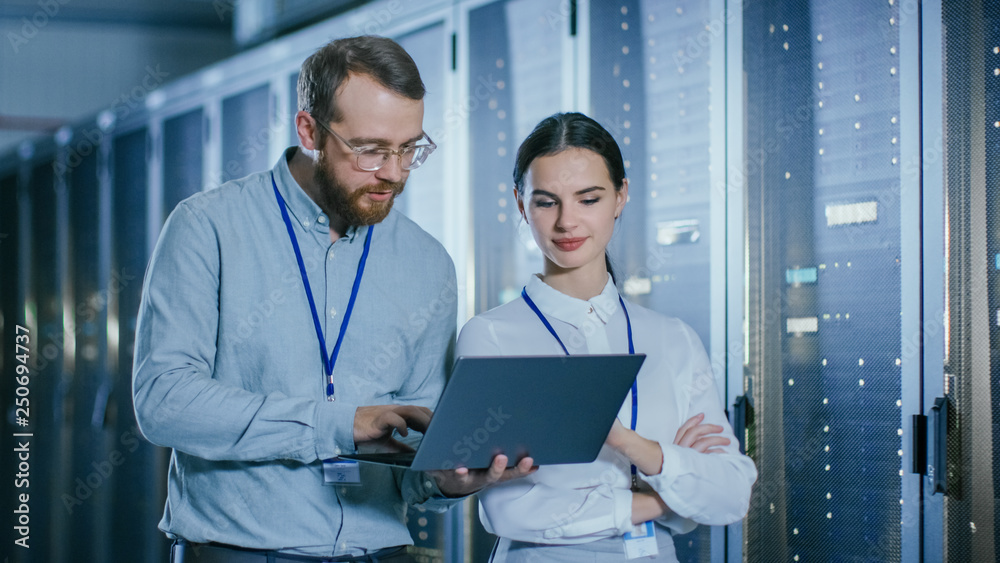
top-left (163, 110), bottom-right (204, 221)
top-left (941, 1), bottom-right (1000, 560)
top-left (394, 22), bottom-right (448, 243)
top-left (221, 84), bottom-right (270, 184)
top-left (743, 1), bottom-right (904, 560)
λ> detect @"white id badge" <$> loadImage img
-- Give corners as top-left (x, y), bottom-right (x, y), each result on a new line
top-left (323, 458), bottom-right (362, 485)
top-left (623, 520), bottom-right (659, 559)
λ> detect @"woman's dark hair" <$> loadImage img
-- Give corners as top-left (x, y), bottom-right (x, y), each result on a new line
top-left (513, 112), bottom-right (626, 283)
top-left (298, 35), bottom-right (425, 129)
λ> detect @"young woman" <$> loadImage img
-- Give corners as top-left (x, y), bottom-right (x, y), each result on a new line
top-left (457, 113), bottom-right (757, 562)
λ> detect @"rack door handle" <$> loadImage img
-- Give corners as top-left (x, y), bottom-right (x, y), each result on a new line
top-left (926, 397), bottom-right (948, 495)
top-left (731, 394), bottom-right (753, 454)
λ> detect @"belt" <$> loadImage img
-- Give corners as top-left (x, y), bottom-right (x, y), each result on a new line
top-left (171, 540), bottom-right (414, 563)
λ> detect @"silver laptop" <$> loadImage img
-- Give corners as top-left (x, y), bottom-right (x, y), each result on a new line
top-left (338, 354), bottom-right (646, 471)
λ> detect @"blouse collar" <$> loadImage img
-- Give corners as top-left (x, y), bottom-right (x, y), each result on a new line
top-left (523, 274), bottom-right (621, 329)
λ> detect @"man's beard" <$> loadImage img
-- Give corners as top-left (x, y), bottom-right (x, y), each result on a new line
top-left (314, 148), bottom-right (406, 226)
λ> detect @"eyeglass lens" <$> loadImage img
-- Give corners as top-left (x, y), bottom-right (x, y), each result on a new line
top-left (357, 146), bottom-right (432, 171)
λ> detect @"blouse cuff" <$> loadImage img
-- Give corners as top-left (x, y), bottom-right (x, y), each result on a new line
top-left (640, 443), bottom-right (701, 534)
top-left (641, 443), bottom-right (692, 480)
top-left (613, 486), bottom-right (636, 536)
top-left (659, 511), bottom-right (698, 535)
top-left (640, 443), bottom-right (699, 518)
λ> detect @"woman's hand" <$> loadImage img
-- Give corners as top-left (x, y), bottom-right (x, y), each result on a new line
top-left (607, 412), bottom-right (732, 477)
top-left (673, 413), bottom-right (731, 453)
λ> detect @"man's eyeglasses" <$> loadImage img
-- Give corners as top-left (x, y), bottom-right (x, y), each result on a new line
top-left (312, 115), bottom-right (436, 172)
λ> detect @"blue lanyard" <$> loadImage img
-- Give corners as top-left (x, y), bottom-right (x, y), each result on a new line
top-left (272, 173), bottom-right (372, 401)
top-left (521, 287), bottom-right (640, 487)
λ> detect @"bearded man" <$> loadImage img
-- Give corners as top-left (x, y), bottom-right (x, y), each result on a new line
top-left (133, 36), bottom-right (531, 563)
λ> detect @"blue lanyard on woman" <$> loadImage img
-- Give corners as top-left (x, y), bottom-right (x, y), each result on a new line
top-left (521, 287), bottom-right (641, 490)
top-left (272, 172), bottom-right (372, 401)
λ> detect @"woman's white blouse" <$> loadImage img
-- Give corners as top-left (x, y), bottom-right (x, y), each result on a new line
top-left (455, 275), bottom-right (758, 545)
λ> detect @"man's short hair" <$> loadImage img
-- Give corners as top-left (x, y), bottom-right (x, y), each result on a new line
top-left (298, 35), bottom-right (425, 126)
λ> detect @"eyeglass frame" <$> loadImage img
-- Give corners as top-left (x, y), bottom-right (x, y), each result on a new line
top-left (310, 114), bottom-right (437, 172)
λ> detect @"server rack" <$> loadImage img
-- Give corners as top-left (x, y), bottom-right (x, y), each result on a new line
top-left (742, 1), bottom-right (907, 561)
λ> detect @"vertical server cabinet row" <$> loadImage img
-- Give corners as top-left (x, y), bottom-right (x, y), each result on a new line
top-left (2, 0), bottom-right (1000, 562)
top-left (743, 0), bottom-right (905, 560)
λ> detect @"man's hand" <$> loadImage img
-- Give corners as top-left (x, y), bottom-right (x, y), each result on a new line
top-left (429, 454), bottom-right (536, 498)
top-left (353, 405), bottom-right (432, 452)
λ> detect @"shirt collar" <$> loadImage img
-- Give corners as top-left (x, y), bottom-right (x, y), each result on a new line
top-left (523, 274), bottom-right (621, 329)
top-left (272, 147), bottom-right (363, 242)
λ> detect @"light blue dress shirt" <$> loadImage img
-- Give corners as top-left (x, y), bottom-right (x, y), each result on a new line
top-left (133, 148), bottom-right (459, 557)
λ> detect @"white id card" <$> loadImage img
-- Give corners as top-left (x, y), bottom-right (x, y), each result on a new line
top-left (623, 520), bottom-right (659, 559)
top-left (323, 458), bottom-right (362, 485)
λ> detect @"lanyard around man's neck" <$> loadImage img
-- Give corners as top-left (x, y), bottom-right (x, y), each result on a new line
top-left (272, 172), bottom-right (372, 401)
